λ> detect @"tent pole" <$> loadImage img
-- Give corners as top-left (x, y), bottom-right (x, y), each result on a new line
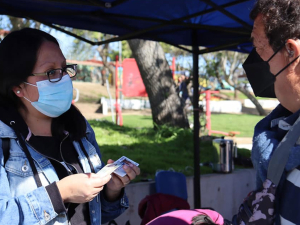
top-left (192, 30), bottom-right (201, 209)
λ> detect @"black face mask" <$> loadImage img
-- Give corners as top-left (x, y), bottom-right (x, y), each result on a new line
top-left (243, 45), bottom-right (300, 98)
top-left (243, 47), bottom-right (280, 98)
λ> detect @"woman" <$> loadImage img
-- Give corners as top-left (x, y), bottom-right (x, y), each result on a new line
top-left (0, 28), bottom-right (140, 225)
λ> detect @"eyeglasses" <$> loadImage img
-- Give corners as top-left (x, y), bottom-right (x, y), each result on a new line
top-left (30, 64), bottom-right (77, 83)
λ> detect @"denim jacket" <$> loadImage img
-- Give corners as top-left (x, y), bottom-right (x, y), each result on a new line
top-left (0, 120), bottom-right (128, 225)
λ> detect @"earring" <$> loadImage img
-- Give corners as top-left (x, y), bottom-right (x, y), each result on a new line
top-left (287, 49), bottom-right (294, 57)
top-left (16, 90), bottom-right (20, 94)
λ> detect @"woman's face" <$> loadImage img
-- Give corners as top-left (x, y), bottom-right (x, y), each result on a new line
top-left (18, 41), bottom-right (66, 115)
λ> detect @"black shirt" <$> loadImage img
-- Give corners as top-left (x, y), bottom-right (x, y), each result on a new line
top-left (27, 133), bottom-right (91, 225)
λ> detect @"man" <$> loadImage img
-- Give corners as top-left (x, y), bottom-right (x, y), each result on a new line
top-left (243, 1), bottom-right (300, 224)
top-left (101, 68), bottom-right (107, 86)
top-left (178, 71), bottom-right (190, 102)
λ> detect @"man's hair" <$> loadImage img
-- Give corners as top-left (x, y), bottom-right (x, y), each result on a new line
top-left (250, 0), bottom-right (300, 51)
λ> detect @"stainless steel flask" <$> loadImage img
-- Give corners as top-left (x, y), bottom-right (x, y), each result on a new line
top-left (212, 138), bottom-right (235, 173)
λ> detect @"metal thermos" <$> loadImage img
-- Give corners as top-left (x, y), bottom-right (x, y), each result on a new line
top-left (212, 138), bottom-right (235, 173)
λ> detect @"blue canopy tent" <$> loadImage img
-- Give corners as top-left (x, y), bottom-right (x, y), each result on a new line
top-left (0, 0), bottom-right (255, 208)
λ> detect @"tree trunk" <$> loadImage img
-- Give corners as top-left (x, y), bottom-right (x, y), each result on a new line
top-left (235, 86), bottom-right (267, 116)
top-left (224, 73), bottom-right (267, 116)
top-left (234, 88), bottom-right (238, 99)
top-left (128, 39), bottom-right (189, 128)
top-left (97, 43), bottom-right (115, 86)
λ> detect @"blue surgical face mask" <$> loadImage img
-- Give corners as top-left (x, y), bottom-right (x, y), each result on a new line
top-left (23, 75), bottom-right (73, 117)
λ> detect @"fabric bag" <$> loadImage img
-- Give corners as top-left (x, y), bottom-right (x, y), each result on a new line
top-left (234, 115), bottom-right (300, 225)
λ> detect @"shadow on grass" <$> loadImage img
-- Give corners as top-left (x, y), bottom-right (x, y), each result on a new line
top-left (89, 119), bottom-right (143, 133)
top-left (88, 119), bottom-right (252, 182)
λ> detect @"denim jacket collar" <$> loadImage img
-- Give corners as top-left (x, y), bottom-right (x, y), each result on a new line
top-left (0, 118), bottom-right (92, 138)
top-left (0, 120), bottom-right (17, 139)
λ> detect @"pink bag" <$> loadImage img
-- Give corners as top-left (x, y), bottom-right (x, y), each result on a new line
top-left (146, 209), bottom-right (224, 225)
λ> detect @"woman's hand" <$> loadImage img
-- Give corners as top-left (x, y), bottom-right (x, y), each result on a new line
top-left (105, 159), bottom-right (140, 201)
top-left (56, 173), bottom-right (111, 203)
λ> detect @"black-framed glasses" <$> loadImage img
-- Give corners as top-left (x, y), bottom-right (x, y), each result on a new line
top-left (30, 64), bottom-right (77, 83)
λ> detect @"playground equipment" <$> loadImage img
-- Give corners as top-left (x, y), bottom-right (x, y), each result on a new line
top-left (114, 56), bottom-right (176, 126)
top-left (189, 90), bottom-right (240, 137)
top-left (201, 90), bottom-right (219, 135)
top-left (115, 56), bottom-right (123, 126)
top-left (205, 90), bottom-right (240, 137)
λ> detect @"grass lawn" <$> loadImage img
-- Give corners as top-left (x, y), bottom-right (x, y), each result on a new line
top-left (89, 120), bottom-right (203, 181)
top-left (219, 90), bottom-right (273, 101)
top-left (115, 115), bottom-right (154, 128)
top-left (89, 113), bottom-right (258, 181)
top-left (218, 91), bottom-right (248, 100)
top-left (103, 114), bottom-right (264, 137)
top-left (210, 114), bottom-right (264, 137)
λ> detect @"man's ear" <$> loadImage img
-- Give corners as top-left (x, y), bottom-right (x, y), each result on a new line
top-left (285, 39), bottom-right (300, 61)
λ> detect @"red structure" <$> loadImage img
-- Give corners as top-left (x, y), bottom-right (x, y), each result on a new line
top-left (201, 90), bottom-right (240, 137)
top-left (200, 90), bottom-right (219, 135)
top-left (115, 57), bottom-right (176, 126)
top-left (122, 58), bottom-right (147, 97)
top-left (171, 57), bottom-right (176, 79)
top-left (115, 56), bottom-right (123, 126)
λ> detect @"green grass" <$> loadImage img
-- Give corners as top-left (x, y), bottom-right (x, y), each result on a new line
top-left (117, 115), bottom-right (154, 128)
top-left (89, 120), bottom-right (202, 181)
top-left (219, 91), bottom-right (248, 100)
top-left (219, 91), bottom-right (274, 100)
top-left (89, 116), bottom-right (255, 181)
top-left (104, 114), bottom-right (264, 137)
top-left (210, 114), bottom-right (264, 137)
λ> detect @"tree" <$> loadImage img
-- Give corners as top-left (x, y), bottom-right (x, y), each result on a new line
top-left (220, 51), bottom-right (267, 116)
top-left (71, 32), bottom-right (189, 128)
top-left (97, 39), bottom-right (132, 86)
top-left (128, 39), bottom-right (189, 128)
top-left (68, 30), bottom-right (115, 84)
top-left (68, 30), bottom-right (98, 60)
top-left (70, 30), bottom-right (132, 86)
top-left (7, 16), bottom-right (41, 31)
top-left (202, 51), bottom-right (267, 116)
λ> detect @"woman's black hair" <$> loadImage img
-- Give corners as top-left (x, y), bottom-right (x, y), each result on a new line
top-left (0, 28), bottom-right (86, 141)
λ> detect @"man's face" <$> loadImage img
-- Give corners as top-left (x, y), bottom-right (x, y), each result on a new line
top-left (251, 14), bottom-right (298, 112)
top-left (251, 14), bottom-right (286, 77)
